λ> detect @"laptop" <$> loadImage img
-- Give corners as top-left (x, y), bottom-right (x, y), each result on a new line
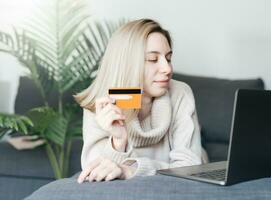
top-left (158, 89), bottom-right (271, 186)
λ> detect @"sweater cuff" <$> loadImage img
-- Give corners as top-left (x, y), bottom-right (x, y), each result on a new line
top-left (102, 136), bottom-right (132, 164)
top-left (122, 157), bottom-right (156, 176)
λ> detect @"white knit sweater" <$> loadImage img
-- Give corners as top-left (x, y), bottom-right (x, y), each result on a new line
top-left (81, 79), bottom-right (204, 176)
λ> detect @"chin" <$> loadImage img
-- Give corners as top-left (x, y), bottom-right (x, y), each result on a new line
top-left (150, 87), bottom-right (168, 97)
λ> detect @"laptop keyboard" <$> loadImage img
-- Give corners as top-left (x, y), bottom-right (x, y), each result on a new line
top-left (190, 169), bottom-right (226, 181)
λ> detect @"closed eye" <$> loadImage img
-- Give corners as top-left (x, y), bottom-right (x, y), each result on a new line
top-left (147, 59), bottom-right (158, 63)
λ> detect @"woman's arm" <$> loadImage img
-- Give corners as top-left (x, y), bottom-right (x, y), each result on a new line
top-left (81, 108), bottom-right (133, 170)
top-left (121, 84), bottom-right (203, 177)
top-left (122, 111), bottom-right (202, 177)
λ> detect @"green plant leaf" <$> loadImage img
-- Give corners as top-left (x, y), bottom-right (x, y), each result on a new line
top-left (0, 113), bottom-right (33, 138)
top-left (0, 0), bottom-right (127, 179)
top-left (44, 114), bottom-right (68, 146)
top-left (26, 107), bottom-right (56, 135)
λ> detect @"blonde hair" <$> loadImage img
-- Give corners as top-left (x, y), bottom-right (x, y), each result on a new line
top-left (74, 18), bottom-right (172, 122)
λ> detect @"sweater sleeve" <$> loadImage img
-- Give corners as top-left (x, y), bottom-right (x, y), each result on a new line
top-left (81, 109), bottom-right (133, 170)
top-left (121, 84), bottom-right (203, 176)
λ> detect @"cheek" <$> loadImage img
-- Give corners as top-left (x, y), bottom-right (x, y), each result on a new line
top-left (144, 68), bottom-right (154, 91)
top-left (144, 65), bottom-right (156, 80)
top-left (143, 76), bottom-right (152, 90)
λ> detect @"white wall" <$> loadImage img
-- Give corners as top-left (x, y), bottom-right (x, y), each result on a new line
top-left (1, 0), bottom-right (271, 112)
top-left (0, 53), bottom-right (25, 113)
top-left (0, 0), bottom-right (34, 113)
top-left (88, 0), bottom-right (271, 86)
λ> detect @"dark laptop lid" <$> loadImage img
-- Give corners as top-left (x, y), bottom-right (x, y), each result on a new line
top-left (226, 89), bottom-right (271, 185)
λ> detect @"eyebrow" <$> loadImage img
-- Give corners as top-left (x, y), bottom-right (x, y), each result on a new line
top-left (146, 50), bottom-right (173, 56)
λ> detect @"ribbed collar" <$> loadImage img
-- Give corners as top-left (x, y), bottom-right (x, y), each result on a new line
top-left (127, 91), bottom-right (172, 147)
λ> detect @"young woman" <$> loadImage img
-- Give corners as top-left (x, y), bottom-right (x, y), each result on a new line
top-left (75, 19), bottom-right (207, 183)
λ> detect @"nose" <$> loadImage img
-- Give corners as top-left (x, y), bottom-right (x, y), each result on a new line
top-left (159, 57), bottom-right (172, 75)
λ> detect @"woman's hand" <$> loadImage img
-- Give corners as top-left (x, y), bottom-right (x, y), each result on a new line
top-left (7, 135), bottom-right (45, 150)
top-left (77, 157), bottom-right (136, 183)
top-left (95, 96), bottom-right (128, 152)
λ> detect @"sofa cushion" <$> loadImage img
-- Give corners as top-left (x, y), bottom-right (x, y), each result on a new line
top-left (172, 73), bottom-right (264, 144)
top-left (2, 77), bottom-right (82, 179)
top-left (25, 173), bottom-right (271, 200)
top-left (0, 140), bottom-right (82, 179)
top-left (0, 175), bottom-right (51, 200)
top-left (15, 77), bottom-right (44, 115)
top-left (15, 77), bottom-right (75, 115)
top-left (0, 142), bottom-right (54, 179)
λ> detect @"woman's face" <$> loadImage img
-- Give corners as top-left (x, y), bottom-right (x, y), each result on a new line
top-left (143, 32), bottom-right (173, 98)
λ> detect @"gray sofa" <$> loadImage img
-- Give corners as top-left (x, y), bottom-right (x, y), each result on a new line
top-left (1, 73), bottom-right (270, 200)
top-left (0, 77), bottom-right (82, 200)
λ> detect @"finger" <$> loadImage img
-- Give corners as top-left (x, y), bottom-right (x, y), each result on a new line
top-left (105, 167), bottom-right (122, 181)
top-left (97, 103), bottom-right (113, 121)
top-left (102, 101), bottom-right (124, 116)
top-left (104, 111), bottom-right (125, 127)
top-left (95, 97), bottom-right (115, 113)
top-left (78, 162), bottom-right (101, 184)
top-left (78, 158), bottom-right (102, 183)
top-left (100, 103), bottom-right (122, 117)
top-left (92, 164), bottom-right (115, 182)
top-left (110, 103), bottom-right (123, 115)
top-left (77, 157), bottom-right (102, 183)
top-left (97, 109), bottom-right (115, 131)
top-left (30, 139), bottom-right (46, 148)
top-left (96, 97), bottom-right (114, 105)
top-left (104, 109), bottom-right (123, 120)
top-left (102, 106), bottom-right (125, 123)
top-left (21, 135), bottom-right (39, 140)
top-left (22, 139), bottom-right (46, 149)
top-left (22, 143), bottom-right (36, 149)
top-left (88, 159), bottom-right (112, 182)
top-left (107, 95), bottom-right (117, 105)
top-left (15, 139), bottom-right (43, 149)
top-left (88, 163), bottom-right (108, 182)
top-left (96, 108), bottom-right (124, 132)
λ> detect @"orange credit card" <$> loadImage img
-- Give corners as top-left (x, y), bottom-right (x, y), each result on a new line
top-left (108, 88), bottom-right (142, 109)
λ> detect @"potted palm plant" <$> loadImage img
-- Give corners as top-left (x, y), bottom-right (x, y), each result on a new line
top-left (0, 0), bottom-right (123, 179)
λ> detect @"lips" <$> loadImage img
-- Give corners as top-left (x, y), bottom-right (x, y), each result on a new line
top-left (154, 79), bottom-right (169, 82)
top-left (153, 79), bottom-right (170, 88)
